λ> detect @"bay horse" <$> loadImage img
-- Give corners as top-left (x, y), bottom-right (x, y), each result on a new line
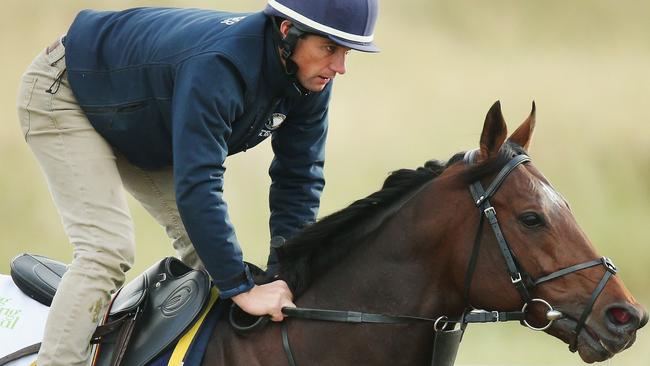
top-left (203, 101), bottom-right (647, 365)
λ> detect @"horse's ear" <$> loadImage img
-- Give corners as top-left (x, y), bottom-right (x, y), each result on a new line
top-left (508, 101), bottom-right (536, 151)
top-left (479, 101), bottom-right (508, 159)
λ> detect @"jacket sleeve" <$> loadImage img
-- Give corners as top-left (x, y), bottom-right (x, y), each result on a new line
top-left (268, 84), bottom-right (332, 240)
top-left (172, 54), bottom-right (254, 298)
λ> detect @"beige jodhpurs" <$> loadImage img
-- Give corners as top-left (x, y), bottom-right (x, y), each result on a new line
top-left (16, 38), bottom-right (202, 366)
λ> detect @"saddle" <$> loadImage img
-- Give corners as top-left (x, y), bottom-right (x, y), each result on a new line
top-left (10, 254), bottom-right (67, 306)
top-left (7, 254), bottom-right (211, 366)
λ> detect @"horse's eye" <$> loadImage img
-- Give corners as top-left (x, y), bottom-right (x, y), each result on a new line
top-left (519, 212), bottom-right (545, 228)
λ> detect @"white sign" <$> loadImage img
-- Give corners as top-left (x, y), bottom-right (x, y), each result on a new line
top-left (0, 274), bottom-right (49, 365)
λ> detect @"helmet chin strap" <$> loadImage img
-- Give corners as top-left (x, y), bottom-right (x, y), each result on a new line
top-left (271, 17), bottom-right (311, 96)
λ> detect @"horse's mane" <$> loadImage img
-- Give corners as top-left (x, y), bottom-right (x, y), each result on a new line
top-left (278, 142), bottom-right (526, 297)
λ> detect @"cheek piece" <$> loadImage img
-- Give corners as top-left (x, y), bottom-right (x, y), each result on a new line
top-left (270, 18), bottom-right (310, 96)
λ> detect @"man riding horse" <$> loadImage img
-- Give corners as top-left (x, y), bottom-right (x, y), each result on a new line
top-left (15, 1), bottom-right (379, 364)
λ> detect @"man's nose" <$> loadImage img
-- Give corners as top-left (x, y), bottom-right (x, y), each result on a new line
top-left (330, 51), bottom-right (347, 75)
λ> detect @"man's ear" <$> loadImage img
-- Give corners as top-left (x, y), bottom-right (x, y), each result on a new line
top-left (279, 20), bottom-right (293, 39)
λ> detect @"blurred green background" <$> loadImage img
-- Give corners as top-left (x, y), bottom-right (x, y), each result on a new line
top-left (1, 1), bottom-right (649, 365)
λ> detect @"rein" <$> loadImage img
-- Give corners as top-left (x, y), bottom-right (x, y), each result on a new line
top-left (281, 306), bottom-right (526, 327)
top-left (251, 150), bottom-right (619, 365)
top-left (277, 307), bottom-right (526, 366)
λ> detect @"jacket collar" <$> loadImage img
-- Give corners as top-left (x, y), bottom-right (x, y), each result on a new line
top-left (263, 18), bottom-right (310, 98)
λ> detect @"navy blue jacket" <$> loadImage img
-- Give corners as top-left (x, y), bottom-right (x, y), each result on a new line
top-left (64, 8), bottom-right (330, 298)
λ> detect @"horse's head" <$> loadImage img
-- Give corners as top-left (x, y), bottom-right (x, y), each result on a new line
top-left (451, 101), bottom-right (647, 363)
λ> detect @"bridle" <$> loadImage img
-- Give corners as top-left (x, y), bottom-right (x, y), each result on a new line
top-left (233, 150), bottom-right (620, 365)
top-left (462, 149), bottom-right (618, 351)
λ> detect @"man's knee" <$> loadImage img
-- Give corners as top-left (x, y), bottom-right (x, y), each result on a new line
top-left (72, 236), bottom-right (135, 275)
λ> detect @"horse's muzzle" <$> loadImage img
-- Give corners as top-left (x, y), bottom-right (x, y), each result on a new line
top-left (639, 308), bottom-right (649, 329)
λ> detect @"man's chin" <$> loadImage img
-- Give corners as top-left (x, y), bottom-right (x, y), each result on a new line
top-left (303, 83), bottom-right (327, 93)
top-left (297, 78), bottom-right (330, 93)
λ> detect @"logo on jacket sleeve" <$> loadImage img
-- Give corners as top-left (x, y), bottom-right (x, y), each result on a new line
top-left (266, 113), bottom-right (286, 130)
top-left (221, 16), bottom-right (247, 26)
top-left (259, 113), bottom-right (287, 137)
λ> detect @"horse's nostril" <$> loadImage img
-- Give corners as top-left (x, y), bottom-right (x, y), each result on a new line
top-left (609, 307), bottom-right (633, 325)
top-left (606, 305), bottom-right (647, 331)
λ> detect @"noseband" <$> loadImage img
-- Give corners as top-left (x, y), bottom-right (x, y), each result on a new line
top-left (263, 150), bottom-right (618, 366)
top-left (462, 149), bottom-right (618, 351)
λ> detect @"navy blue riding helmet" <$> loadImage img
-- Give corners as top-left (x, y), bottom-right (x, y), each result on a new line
top-left (264, 0), bottom-right (380, 54)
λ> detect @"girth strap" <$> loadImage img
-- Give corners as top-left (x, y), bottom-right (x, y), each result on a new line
top-left (281, 322), bottom-right (297, 366)
top-left (90, 312), bottom-right (134, 342)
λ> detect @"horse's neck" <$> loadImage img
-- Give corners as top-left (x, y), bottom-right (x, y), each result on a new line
top-left (299, 180), bottom-right (462, 313)
top-left (298, 234), bottom-right (451, 313)
top-left (290, 187), bottom-right (461, 364)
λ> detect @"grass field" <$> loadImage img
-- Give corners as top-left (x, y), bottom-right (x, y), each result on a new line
top-left (1, 1), bottom-right (649, 364)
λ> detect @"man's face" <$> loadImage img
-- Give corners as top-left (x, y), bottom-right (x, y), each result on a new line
top-left (292, 35), bottom-right (350, 92)
top-left (280, 22), bottom-right (350, 92)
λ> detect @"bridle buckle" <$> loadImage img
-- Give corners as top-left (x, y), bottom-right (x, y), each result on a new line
top-left (491, 311), bottom-right (500, 322)
top-left (510, 272), bottom-right (522, 284)
top-left (483, 206), bottom-right (496, 216)
top-left (602, 257), bottom-right (617, 274)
